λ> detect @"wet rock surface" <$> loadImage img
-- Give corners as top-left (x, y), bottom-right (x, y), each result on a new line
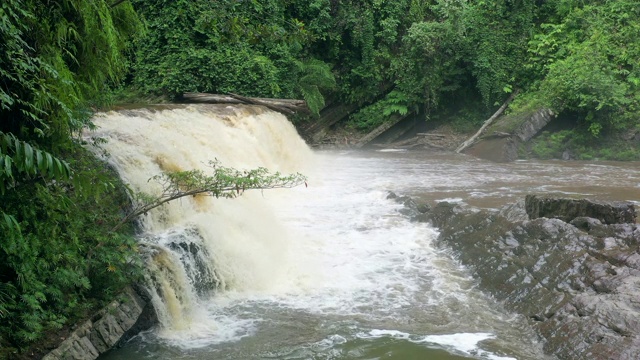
top-left (525, 195), bottom-right (637, 224)
top-left (416, 196), bottom-right (640, 360)
top-left (43, 287), bottom-right (155, 360)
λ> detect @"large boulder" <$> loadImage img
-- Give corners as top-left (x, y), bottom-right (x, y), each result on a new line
top-left (417, 197), bottom-right (640, 360)
top-left (525, 195), bottom-right (637, 224)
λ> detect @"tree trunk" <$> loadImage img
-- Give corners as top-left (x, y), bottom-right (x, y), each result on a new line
top-left (354, 113), bottom-right (409, 148)
top-left (181, 92), bottom-right (310, 114)
top-left (455, 89), bottom-right (520, 153)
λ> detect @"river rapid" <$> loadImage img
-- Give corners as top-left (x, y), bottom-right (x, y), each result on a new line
top-left (92, 105), bottom-right (640, 360)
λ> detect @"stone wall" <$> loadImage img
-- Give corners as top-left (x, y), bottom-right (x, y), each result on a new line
top-left (42, 287), bottom-right (150, 360)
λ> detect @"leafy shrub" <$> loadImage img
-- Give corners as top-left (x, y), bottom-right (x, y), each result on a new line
top-left (530, 130), bottom-right (572, 159)
top-left (348, 91), bottom-right (410, 131)
top-left (0, 146), bottom-right (142, 349)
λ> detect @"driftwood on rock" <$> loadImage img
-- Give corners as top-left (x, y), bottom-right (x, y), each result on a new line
top-left (455, 89), bottom-right (520, 153)
top-left (181, 92), bottom-right (310, 115)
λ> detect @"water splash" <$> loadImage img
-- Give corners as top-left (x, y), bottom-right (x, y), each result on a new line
top-left (89, 105), bottom-right (313, 333)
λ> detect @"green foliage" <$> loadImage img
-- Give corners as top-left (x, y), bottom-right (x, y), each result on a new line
top-left (0, 0), bottom-right (142, 144)
top-left (295, 59), bottom-right (337, 116)
top-left (153, 161), bottom-right (307, 199)
top-left (530, 130), bottom-right (573, 159)
top-left (348, 90), bottom-right (411, 131)
top-left (462, 0), bottom-right (537, 106)
top-left (530, 128), bottom-right (640, 160)
top-left (0, 145), bottom-right (141, 348)
top-left (392, 19), bottom-right (464, 112)
top-left (131, 0), bottom-right (334, 105)
top-left (527, 0), bottom-right (640, 135)
top-left (0, 0), bottom-right (142, 350)
top-left (122, 0), bottom-right (640, 146)
top-left (0, 132), bottom-right (71, 194)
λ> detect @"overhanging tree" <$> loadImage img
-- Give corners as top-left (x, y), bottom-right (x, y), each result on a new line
top-left (114, 161), bottom-right (308, 231)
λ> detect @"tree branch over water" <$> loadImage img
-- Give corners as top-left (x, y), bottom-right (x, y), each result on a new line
top-left (112, 160), bottom-right (307, 231)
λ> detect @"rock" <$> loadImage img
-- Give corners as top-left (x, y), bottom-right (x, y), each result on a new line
top-left (497, 198), bottom-right (528, 222)
top-left (525, 195), bottom-right (637, 224)
top-left (390, 193), bottom-right (429, 219)
top-left (514, 109), bottom-right (555, 142)
top-left (417, 196), bottom-right (640, 360)
top-left (464, 136), bottom-right (519, 163)
top-left (562, 149), bottom-right (574, 160)
top-left (43, 287), bottom-right (154, 360)
top-left (417, 203), bottom-right (431, 214)
top-left (464, 108), bottom-right (554, 163)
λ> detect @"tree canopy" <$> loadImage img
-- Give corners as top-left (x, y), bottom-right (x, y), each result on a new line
top-left (127, 0), bottom-right (639, 138)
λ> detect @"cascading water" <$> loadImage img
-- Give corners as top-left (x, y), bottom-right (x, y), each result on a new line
top-left (90, 105), bottom-right (314, 341)
top-left (90, 105), bottom-right (550, 359)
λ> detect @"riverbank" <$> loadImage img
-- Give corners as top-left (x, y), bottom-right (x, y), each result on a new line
top-left (307, 115), bottom-right (640, 162)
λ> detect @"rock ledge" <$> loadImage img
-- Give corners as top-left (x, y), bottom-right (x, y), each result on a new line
top-left (43, 287), bottom-right (153, 360)
top-left (414, 196), bottom-right (640, 360)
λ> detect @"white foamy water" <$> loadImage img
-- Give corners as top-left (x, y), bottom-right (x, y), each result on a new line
top-left (358, 330), bottom-right (516, 360)
top-left (91, 105), bottom-right (552, 360)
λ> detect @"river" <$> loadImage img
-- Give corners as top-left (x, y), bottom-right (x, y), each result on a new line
top-left (92, 105), bottom-right (640, 360)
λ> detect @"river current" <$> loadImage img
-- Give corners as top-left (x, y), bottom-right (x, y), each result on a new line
top-left (92, 105), bottom-right (640, 360)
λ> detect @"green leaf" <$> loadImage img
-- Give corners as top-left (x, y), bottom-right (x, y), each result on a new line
top-left (4, 155), bottom-right (13, 179)
top-left (23, 142), bottom-right (33, 173)
top-left (36, 149), bottom-right (44, 173)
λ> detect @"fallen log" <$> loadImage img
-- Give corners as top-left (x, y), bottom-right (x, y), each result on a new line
top-left (455, 89), bottom-right (520, 153)
top-left (302, 103), bottom-right (360, 143)
top-left (181, 92), bottom-right (310, 114)
top-left (354, 113), bottom-right (409, 148)
top-left (226, 93), bottom-right (296, 115)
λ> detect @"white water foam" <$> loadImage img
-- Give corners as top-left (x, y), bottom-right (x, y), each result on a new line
top-left (358, 329), bottom-right (517, 360)
top-left (90, 105), bottom-right (315, 342)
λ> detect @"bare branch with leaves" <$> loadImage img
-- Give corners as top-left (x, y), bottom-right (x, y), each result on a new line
top-left (112, 160), bottom-right (307, 231)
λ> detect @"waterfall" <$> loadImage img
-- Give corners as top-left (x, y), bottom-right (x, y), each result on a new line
top-left (91, 105), bottom-right (552, 360)
top-left (89, 104), bottom-right (314, 334)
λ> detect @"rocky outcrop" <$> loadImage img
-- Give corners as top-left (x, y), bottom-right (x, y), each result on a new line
top-left (43, 287), bottom-right (155, 360)
top-left (464, 108), bottom-right (555, 162)
top-left (514, 109), bottom-right (555, 142)
top-left (416, 196), bottom-right (640, 360)
top-left (525, 195), bottom-right (637, 224)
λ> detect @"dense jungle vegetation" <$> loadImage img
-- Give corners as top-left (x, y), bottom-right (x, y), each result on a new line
top-left (1, 0), bottom-right (639, 356)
